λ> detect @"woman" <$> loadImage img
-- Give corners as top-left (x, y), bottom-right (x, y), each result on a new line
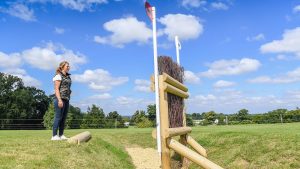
top-left (51, 61), bottom-right (72, 141)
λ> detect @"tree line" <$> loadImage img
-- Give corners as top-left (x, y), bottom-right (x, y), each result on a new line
top-left (188, 108), bottom-right (300, 125)
top-left (1, 72), bottom-right (300, 129)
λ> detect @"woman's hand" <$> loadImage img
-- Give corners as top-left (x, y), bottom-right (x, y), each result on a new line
top-left (58, 100), bottom-right (64, 108)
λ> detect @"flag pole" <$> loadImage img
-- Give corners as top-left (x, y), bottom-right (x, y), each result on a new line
top-left (151, 6), bottom-right (162, 158)
top-left (175, 35), bottom-right (180, 65)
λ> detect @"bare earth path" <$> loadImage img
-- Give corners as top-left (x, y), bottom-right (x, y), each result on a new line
top-left (126, 147), bottom-right (161, 169)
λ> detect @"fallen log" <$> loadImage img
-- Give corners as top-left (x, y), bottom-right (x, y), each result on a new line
top-left (68, 131), bottom-right (92, 145)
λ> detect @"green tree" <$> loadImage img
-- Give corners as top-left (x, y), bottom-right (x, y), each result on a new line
top-left (81, 105), bottom-right (105, 128)
top-left (147, 104), bottom-right (156, 125)
top-left (66, 105), bottom-right (83, 129)
top-left (0, 73), bottom-right (50, 129)
top-left (236, 109), bottom-right (250, 122)
top-left (191, 113), bottom-right (202, 120)
top-left (43, 103), bottom-right (55, 129)
top-left (136, 116), bottom-right (153, 128)
top-left (186, 116), bottom-right (194, 126)
top-left (203, 111), bottom-right (217, 123)
top-left (105, 111), bottom-right (125, 128)
top-left (130, 110), bottom-right (146, 125)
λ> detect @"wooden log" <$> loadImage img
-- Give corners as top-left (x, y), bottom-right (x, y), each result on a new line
top-left (163, 83), bottom-right (189, 99)
top-left (159, 75), bottom-right (171, 169)
top-left (168, 139), bottom-right (223, 169)
top-left (180, 107), bottom-right (190, 169)
top-left (68, 131), bottom-right (92, 145)
top-left (152, 129), bottom-right (157, 139)
top-left (186, 135), bottom-right (207, 157)
top-left (180, 134), bottom-right (191, 169)
top-left (162, 73), bottom-right (188, 92)
top-left (150, 75), bottom-right (155, 92)
top-left (164, 127), bottom-right (192, 138)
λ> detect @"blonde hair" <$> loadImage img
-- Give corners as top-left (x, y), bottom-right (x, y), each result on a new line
top-left (56, 61), bottom-right (69, 75)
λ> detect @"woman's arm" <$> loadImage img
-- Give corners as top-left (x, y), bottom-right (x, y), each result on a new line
top-left (55, 80), bottom-right (63, 108)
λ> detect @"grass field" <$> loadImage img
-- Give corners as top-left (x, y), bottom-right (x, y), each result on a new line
top-left (0, 123), bottom-right (299, 169)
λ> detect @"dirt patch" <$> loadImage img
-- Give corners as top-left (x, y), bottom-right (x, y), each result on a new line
top-left (126, 147), bottom-right (161, 169)
top-left (126, 147), bottom-right (184, 169)
top-left (232, 158), bottom-right (250, 168)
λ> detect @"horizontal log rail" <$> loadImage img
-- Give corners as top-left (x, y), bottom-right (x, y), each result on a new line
top-left (162, 73), bottom-right (188, 92)
top-left (164, 127), bottom-right (192, 138)
top-left (163, 83), bottom-right (189, 99)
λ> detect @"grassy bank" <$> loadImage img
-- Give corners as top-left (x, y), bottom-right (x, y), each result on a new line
top-left (0, 123), bottom-right (299, 168)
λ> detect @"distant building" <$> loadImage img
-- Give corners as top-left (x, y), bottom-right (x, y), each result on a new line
top-left (214, 119), bottom-right (219, 125)
top-left (193, 119), bottom-right (204, 125)
top-left (124, 122), bottom-right (130, 127)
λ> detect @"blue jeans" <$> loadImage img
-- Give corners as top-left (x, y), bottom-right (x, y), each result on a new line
top-left (53, 98), bottom-right (69, 136)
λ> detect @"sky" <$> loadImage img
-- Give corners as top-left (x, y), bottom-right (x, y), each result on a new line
top-left (1, 0), bottom-right (300, 115)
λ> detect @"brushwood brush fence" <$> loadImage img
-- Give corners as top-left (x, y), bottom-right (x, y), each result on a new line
top-left (151, 56), bottom-right (223, 169)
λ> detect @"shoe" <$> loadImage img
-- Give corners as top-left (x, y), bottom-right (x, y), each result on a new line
top-left (51, 135), bottom-right (61, 141)
top-left (60, 135), bottom-right (68, 140)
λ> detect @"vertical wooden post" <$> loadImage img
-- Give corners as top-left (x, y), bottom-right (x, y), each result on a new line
top-left (159, 75), bottom-right (171, 169)
top-left (180, 106), bottom-right (190, 169)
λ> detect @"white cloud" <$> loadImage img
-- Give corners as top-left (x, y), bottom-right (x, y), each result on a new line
top-left (184, 70), bottom-right (200, 84)
top-left (73, 69), bottom-right (129, 91)
top-left (73, 95), bottom-right (154, 115)
top-left (213, 80), bottom-right (236, 88)
top-left (246, 33), bottom-right (265, 42)
top-left (275, 54), bottom-right (289, 61)
top-left (0, 51), bottom-right (40, 88)
top-left (116, 96), bottom-right (138, 105)
top-left (2, 3), bottom-right (36, 21)
top-left (186, 89), bottom-right (287, 114)
top-left (248, 67), bottom-right (300, 84)
top-left (260, 27), bottom-right (300, 57)
top-left (94, 17), bottom-right (152, 48)
top-left (211, 2), bottom-right (229, 10)
top-left (22, 42), bottom-right (86, 70)
top-left (0, 52), bottom-right (22, 68)
top-left (134, 79), bottom-right (151, 93)
top-left (293, 5), bottom-right (300, 13)
top-left (158, 14), bottom-right (203, 41)
top-left (115, 96), bottom-right (154, 110)
top-left (29, 0), bottom-right (107, 12)
top-left (182, 0), bottom-right (206, 8)
top-left (57, 0), bottom-right (107, 11)
top-left (200, 58), bottom-right (261, 78)
top-left (54, 27), bottom-right (65, 34)
top-left (3, 68), bottom-right (41, 88)
top-left (89, 93), bottom-right (112, 100)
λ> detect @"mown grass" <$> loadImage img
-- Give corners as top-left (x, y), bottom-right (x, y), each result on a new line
top-left (0, 123), bottom-right (299, 169)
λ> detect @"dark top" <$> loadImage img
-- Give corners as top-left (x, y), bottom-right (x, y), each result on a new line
top-left (59, 72), bottom-right (72, 100)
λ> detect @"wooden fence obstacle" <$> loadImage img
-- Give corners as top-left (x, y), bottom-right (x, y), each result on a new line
top-left (151, 73), bottom-right (223, 169)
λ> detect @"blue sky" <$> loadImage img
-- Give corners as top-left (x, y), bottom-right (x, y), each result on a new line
top-left (1, 0), bottom-right (300, 115)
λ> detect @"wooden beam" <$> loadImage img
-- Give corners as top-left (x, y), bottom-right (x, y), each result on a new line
top-left (68, 131), bottom-right (92, 145)
top-left (152, 129), bottom-right (157, 139)
top-left (150, 75), bottom-right (155, 92)
top-left (163, 83), bottom-right (189, 99)
top-left (164, 127), bottom-right (192, 138)
top-left (159, 75), bottom-right (171, 169)
top-left (180, 134), bottom-right (191, 169)
top-left (168, 139), bottom-right (223, 169)
top-left (186, 135), bottom-right (207, 157)
top-left (162, 73), bottom-right (188, 92)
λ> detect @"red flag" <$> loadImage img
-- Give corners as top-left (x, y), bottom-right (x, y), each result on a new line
top-left (145, 1), bottom-right (153, 21)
